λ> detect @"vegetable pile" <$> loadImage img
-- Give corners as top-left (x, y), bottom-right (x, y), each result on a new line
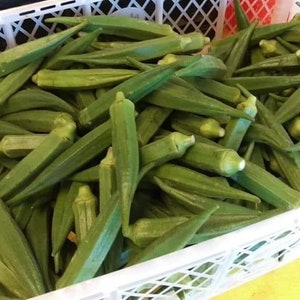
top-left (0, 1), bottom-right (300, 298)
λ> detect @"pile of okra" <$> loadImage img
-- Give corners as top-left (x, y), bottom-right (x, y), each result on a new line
top-left (1, 0), bottom-right (300, 298)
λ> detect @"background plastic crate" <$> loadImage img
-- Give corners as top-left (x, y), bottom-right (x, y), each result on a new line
top-left (0, 0), bottom-right (299, 299)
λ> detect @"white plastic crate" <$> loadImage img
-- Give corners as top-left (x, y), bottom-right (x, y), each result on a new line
top-left (0, 0), bottom-right (299, 299)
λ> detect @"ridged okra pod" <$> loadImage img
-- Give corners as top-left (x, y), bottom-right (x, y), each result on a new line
top-left (0, 114), bottom-right (76, 201)
top-left (109, 92), bottom-right (139, 236)
top-left (60, 32), bottom-right (210, 66)
top-left (140, 131), bottom-right (195, 167)
top-left (99, 147), bottom-right (116, 216)
top-left (259, 39), bottom-right (291, 57)
top-left (42, 28), bottom-right (102, 70)
top-left (0, 21), bottom-right (87, 77)
top-left (6, 118), bottom-right (112, 206)
top-left (73, 184), bottom-right (98, 244)
top-left (56, 193), bottom-right (122, 288)
top-left (32, 68), bottom-right (139, 90)
top-left (0, 200), bottom-right (46, 298)
top-left (0, 88), bottom-right (77, 117)
top-left (127, 206), bottom-right (218, 267)
top-left (144, 81), bottom-right (254, 121)
top-left (147, 163), bottom-right (260, 203)
top-left (170, 111), bottom-right (225, 139)
top-left (127, 216), bottom-right (190, 248)
top-left (51, 181), bottom-right (83, 256)
top-left (157, 179), bottom-right (260, 216)
top-left (0, 120), bottom-right (32, 137)
top-left (231, 160), bottom-right (300, 209)
top-left (219, 86), bottom-right (257, 151)
top-left (46, 15), bottom-right (175, 41)
top-left (0, 134), bottom-right (47, 158)
top-left (0, 58), bottom-right (42, 105)
top-left (1, 110), bottom-right (74, 133)
top-left (179, 141), bottom-right (246, 177)
top-left (136, 105), bottom-right (173, 146)
top-left (78, 63), bottom-right (176, 128)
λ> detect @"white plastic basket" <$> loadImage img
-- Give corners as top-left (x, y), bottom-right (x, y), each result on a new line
top-left (0, 1), bottom-right (299, 299)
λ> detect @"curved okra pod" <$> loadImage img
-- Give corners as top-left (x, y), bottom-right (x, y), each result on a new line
top-left (233, 0), bottom-right (250, 31)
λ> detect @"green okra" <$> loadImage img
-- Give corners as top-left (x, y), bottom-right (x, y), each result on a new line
top-left (51, 181), bottom-right (83, 256)
top-left (6, 118), bottom-right (112, 206)
top-left (56, 193), bottom-right (122, 288)
top-left (78, 63), bottom-right (176, 128)
top-left (170, 111), bottom-right (225, 139)
top-left (231, 160), bottom-right (300, 209)
top-left (0, 120), bottom-right (32, 137)
top-left (99, 147), bottom-right (117, 216)
top-left (127, 216), bottom-right (190, 248)
top-left (280, 27), bottom-right (300, 43)
top-left (268, 92), bottom-right (288, 102)
top-left (175, 54), bottom-right (228, 79)
top-left (185, 77), bottom-right (242, 105)
top-left (0, 21), bottom-right (87, 77)
top-left (0, 199), bottom-right (46, 297)
top-left (109, 92), bottom-right (139, 236)
top-left (25, 204), bottom-right (53, 292)
top-left (233, 0), bottom-right (250, 31)
top-left (91, 40), bottom-right (133, 50)
top-left (0, 114), bottom-right (76, 201)
top-left (70, 165), bottom-right (99, 182)
top-left (0, 88), bottom-right (77, 117)
top-left (60, 32), bottom-right (210, 66)
top-left (136, 105), bottom-right (173, 146)
top-left (224, 21), bottom-right (258, 78)
top-left (73, 184), bottom-right (98, 244)
top-left (276, 36), bottom-right (300, 53)
top-left (218, 87), bottom-right (257, 151)
top-left (74, 90), bottom-right (96, 110)
top-left (179, 141), bottom-right (246, 177)
top-left (42, 28), bottom-right (102, 70)
top-left (274, 86), bottom-right (300, 124)
top-left (32, 68), bottom-right (139, 90)
top-left (126, 206), bottom-right (218, 267)
top-left (1, 110), bottom-right (74, 133)
top-left (148, 163), bottom-right (260, 203)
top-left (0, 134), bottom-right (47, 158)
top-left (46, 15), bottom-right (175, 41)
top-left (235, 50), bottom-right (300, 74)
top-left (157, 177), bottom-right (260, 216)
top-left (140, 131), bottom-right (195, 167)
top-left (0, 58), bottom-right (42, 105)
top-left (259, 39), bottom-right (291, 57)
top-left (144, 81), bottom-right (254, 121)
top-left (223, 74), bottom-right (300, 95)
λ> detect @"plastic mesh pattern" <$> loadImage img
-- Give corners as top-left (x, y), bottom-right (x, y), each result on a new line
top-left (162, 0), bottom-right (224, 39)
top-left (120, 256), bottom-right (225, 299)
top-left (224, 0), bottom-right (276, 35)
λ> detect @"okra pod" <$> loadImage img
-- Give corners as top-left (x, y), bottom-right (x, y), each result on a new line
top-left (233, 0), bottom-right (250, 31)
top-left (109, 92), bottom-right (139, 235)
top-left (78, 63), bottom-right (176, 128)
top-left (73, 184), bottom-right (98, 244)
top-left (259, 39), bottom-right (291, 57)
top-left (147, 163), bottom-right (260, 203)
top-left (0, 120), bottom-right (32, 137)
top-left (0, 88), bottom-right (77, 117)
top-left (0, 21), bottom-right (87, 77)
top-left (46, 15), bottom-right (175, 41)
top-left (0, 59), bottom-right (42, 105)
top-left (32, 68), bottom-right (139, 90)
top-left (0, 134), bottom-right (47, 158)
top-left (0, 114), bottom-right (76, 201)
top-left (7, 118), bottom-right (112, 206)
